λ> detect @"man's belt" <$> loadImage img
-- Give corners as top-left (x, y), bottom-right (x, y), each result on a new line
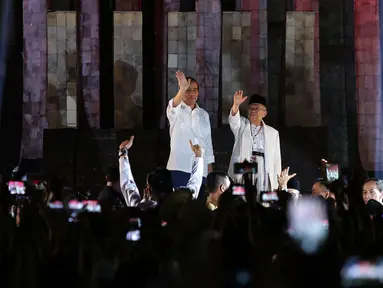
top-left (252, 151), bottom-right (264, 157)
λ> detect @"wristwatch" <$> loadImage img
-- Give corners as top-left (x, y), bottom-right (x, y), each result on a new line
top-left (119, 148), bottom-right (127, 157)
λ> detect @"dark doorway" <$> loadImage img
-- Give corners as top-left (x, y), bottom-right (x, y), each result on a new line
top-left (47, 0), bottom-right (76, 11)
top-left (180, 0), bottom-right (195, 12)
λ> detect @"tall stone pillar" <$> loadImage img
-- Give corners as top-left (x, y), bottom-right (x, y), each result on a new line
top-left (78, 0), bottom-right (100, 128)
top-left (196, 0), bottom-right (221, 127)
top-left (243, 0), bottom-right (268, 98)
top-left (22, 0), bottom-right (48, 158)
top-left (355, 0), bottom-right (383, 171)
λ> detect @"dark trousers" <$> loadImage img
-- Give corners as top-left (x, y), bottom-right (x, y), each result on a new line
top-left (170, 170), bottom-right (207, 201)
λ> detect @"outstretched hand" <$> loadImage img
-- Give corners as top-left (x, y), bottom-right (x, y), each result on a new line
top-left (277, 167), bottom-right (297, 188)
top-left (233, 90), bottom-right (248, 106)
top-left (176, 71), bottom-right (190, 91)
top-left (189, 140), bottom-right (202, 158)
top-left (120, 136), bottom-right (134, 150)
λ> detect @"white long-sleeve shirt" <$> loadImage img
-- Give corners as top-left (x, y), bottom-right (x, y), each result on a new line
top-left (166, 99), bottom-right (214, 177)
top-left (119, 153), bottom-right (204, 207)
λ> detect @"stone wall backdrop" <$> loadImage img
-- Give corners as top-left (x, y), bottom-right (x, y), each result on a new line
top-left (114, 12), bottom-right (143, 129)
top-left (355, 0), bottom-right (382, 171)
top-left (221, 12), bottom-right (252, 123)
top-left (23, 0), bottom-right (48, 158)
top-left (285, 12), bottom-right (321, 127)
top-left (167, 12), bottom-right (197, 100)
top-left (79, 0), bottom-right (100, 128)
top-left (243, 0), bottom-right (268, 99)
top-left (47, 12), bottom-right (77, 128)
top-left (195, 0), bottom-right (221, 127)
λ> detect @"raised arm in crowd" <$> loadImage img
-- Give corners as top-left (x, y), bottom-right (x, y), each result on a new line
top-left (118, 136), bottom-right (205, 207)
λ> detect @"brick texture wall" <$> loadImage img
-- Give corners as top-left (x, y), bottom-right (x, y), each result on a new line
top-left (79, 0), bottom-right (100, 128)
top-left (243, 0), bottom-right (268, 98)
top-left (167, 12), bottom-right (197, 101)
top-left (221, 12), bottom-right (252, 123)
top-left (22, 0), bottom-right (48, 158)
top-left (114, 12), bottom-right (143, 129)
top-left (47, 12), bottom-right (77, 128)
top-left (195, 0), bottom-right (221, 127)
top-left (355, 0), bottom-right (382, 171)
top-left (285, 12), bottom-right (321, 127)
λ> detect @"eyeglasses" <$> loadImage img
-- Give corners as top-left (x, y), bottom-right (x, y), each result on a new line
top-left (249, 106), bottom-right (266, 112)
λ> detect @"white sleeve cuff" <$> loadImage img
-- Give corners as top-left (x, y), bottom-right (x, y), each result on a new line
top-left (168, 98), bottom-right (182, 112)
top-left (228, 108), bottom-right (240, 122)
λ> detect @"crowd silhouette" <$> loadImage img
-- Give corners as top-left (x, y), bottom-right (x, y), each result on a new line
top-left (1, 140), bottom-right (383, 288)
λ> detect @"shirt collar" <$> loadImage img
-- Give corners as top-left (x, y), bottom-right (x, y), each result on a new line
top-left (251, 120), bottom-right (266, 128)
top-left (181, 101), bottom-right (199, 111)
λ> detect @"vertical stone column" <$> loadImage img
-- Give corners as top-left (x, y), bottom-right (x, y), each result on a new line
top-left (294, 0), bottom-right (320, 126)
top-left (243, 0), bottom-right (268, 97)
top-left (167, 12), bottom-right (197, 100)
top-left (355, 0), bottom-right (382, 171)
top-left (79, 0), bottom-right (100, 128)
top-left (47, 12), bottom-right (77, 128)
top-left (22, 0), bottom-right (48, 158)
top-left (162, 0), bottom-right (180, 127)
top-left (221, 12), bottom-right (251, 123)
top-left (114, 12), bottom-right (143, 129)
top-left (285, 12), bottom-right (321, 127)
top-left (196, 0), bottom-right (221, 127)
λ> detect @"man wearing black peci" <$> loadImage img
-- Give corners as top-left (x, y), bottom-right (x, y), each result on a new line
top-left (228, 91), bottom-right (282, 196)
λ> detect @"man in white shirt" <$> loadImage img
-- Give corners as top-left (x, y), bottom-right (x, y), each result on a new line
top-left (166, 71), bottom-right (215, 198)
top-left (228, 91), bottom-right (281, 194)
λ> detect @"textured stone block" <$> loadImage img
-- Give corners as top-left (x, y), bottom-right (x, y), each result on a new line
top-left (79, 0), bottom-right (100, 128)
top-left (355, 0), bottom-right (382, 170)
top-left (232, 12), bottom-right (241, 26)
top-left (44, 12), bottom-right (76, 133)
top-left (57, 12), bottom-right (66, 26)
top-left (221, 12), bottom-right (251, 124)
top-left (167, 12), bottom-right (197, 108)
top-left (187, 26), bottom-right (196, 40)
top-left (168, 54), bottom-right (178, 68)
top-left (114, 12), bottom-right (143, 128)
top-left (187, 54), bottom-right (196, 70)
top-left (232, 27), bottom-right (242, 40)
top-left (177, 40), bottom-right (186, 53)
top-left (284, 12), bottom-right (320, 127)
top-left (178, 53), bottom-right (187, 69)
top-left (168, 12), bottom-right (178, 26)
top-left (168, 40), bottom-right (178, 53)
top-left (187, 40), bottom-right (195, 52)
top-left (187, 13), bottom-right (197, 26)
top-left (168, 27), bottom-right (178, 40)
top-left (241, 13), bottom-right (251, 27)
top-left (178, 27), bottom-right (187, 40)
top-left (196, 1), bottom-right (221, 126)
top-left (133, 27), bottom-right (142, 40)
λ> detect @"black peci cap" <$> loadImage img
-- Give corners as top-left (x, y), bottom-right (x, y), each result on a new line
top-left (248, 94), bottom-right (267, 107)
